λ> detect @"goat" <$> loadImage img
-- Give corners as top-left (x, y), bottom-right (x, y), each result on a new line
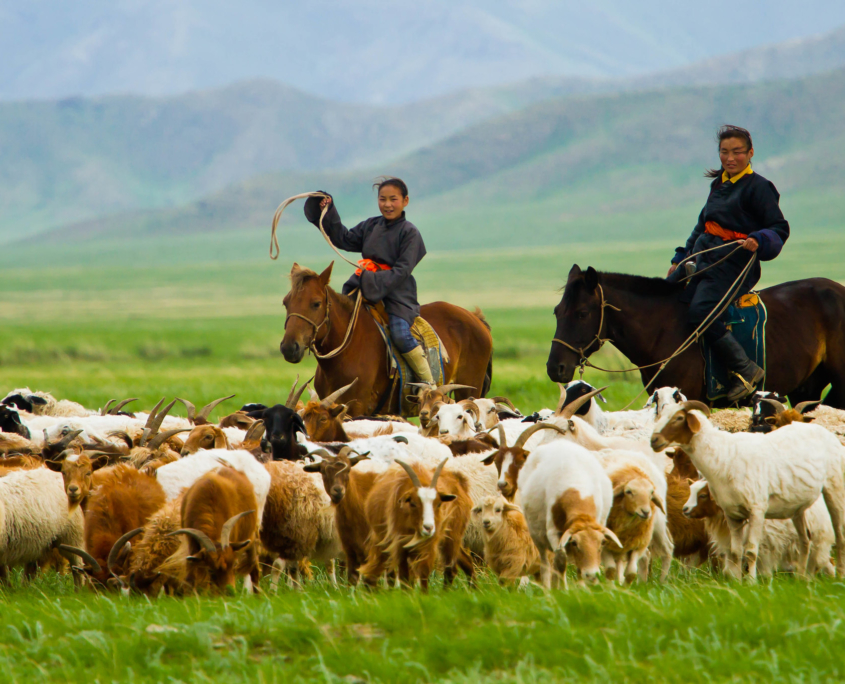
top-left (463, 397), bottom-right (522, 430)
top-left (472, 495), bottom-right (541, 586)
top-left (750, 398), bottom-right (819, 433)
top-left (126, 495), bottom-right (186, 595)
top-left (652, 401), bottom-right (845, 580)
top-left (0, 404), bottom-right (31, 438)
top-left (405, 383), bottom-right (475, 428)
top-left (2, 388), bottom-right (91, 417)
top-left (301, 378), bottom-right (359, 441)
top-left (44, 451), bottom-right (110, 511)
top-left (247, 386), bottom-right (309, 460)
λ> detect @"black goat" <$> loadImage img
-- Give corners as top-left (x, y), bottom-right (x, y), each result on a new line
top-left (0, 405), bottom-right (30, 438)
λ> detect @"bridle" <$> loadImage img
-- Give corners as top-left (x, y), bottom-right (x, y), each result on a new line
top-left (284, 287), bottom-right (363, 361)
top-left (552, 284), bottom-right (620, 377)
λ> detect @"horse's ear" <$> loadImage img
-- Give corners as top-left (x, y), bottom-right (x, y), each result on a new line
top-left (319, 262), bottom-right (334, 287)
top-left (291, 262), bottom-right (303, 277)
top-left (584, 267), bottom-right (599, 291)
top-left (568, 264), bottom-right (582, 278)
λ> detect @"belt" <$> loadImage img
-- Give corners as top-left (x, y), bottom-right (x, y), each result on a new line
top-left (705, 221), bottom-right (747, 242)
top-left (355, 258), bottom-right (392, 276)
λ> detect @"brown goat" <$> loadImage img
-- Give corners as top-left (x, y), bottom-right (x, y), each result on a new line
top-left (665, 471), bottom-right (709, 565)
top-left (359, 459), bottom-right (471, 590)
top-left (44, 451), bottom-right (110, 510)
top-left (303, 447), bottom-right (378, 584)
top-left (406, 383), bottom-right (475, 428)
top-left (473, 495), bottom-right (541, 585)
top-left (127, 495), bottom-right (186, 595)
top-left (219, 411), bottom-right (256, 430)
top-left (167, 467), bottom-right (259, 594)
top-left (302, 378), bottom-right (359, 441)
top-left (180, 424), bottom-right (230, 455)
top-left (439, 432), bottom-right (500, 456)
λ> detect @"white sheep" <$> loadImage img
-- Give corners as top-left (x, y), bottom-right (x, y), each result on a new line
top-left (0, 468), bottom-right (85, 579)
top-left (652, 401), bottom-right (845, 580)
top-left (2, 388), bottom-right (92, 418)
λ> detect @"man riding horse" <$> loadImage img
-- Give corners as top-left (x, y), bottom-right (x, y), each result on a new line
top-left (667, 125), bottom-right (790, 403)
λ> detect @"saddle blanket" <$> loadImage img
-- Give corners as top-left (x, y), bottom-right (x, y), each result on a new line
top-left (702, 293), bottom-right (767, 402)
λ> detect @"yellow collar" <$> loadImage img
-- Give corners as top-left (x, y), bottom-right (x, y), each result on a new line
top-left (722, 165), bottom-right (753, 183)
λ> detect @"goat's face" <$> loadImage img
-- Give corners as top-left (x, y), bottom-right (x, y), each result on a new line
top-left (0, 405), bottom-right (29, 438)
top-left (186, 544), bottom-right (250, 594)
top-left (435, 403), bottom-right (476, 439)
top-left (481, 447), bottom-right (528, 501)
top-left (302, 401), bottom-right (346, 441)
top-left (397, 484), bottom-right (455, 538)
top-left (280, 263), bottom-right (333, 363)
top-left (683, 480), bottom-right (717, 519)
top-left (254, 405), bottom-right (307, 460)
top-left (303, 448), bottom-right (368, 504)
top-left (181, 425), bottom-right (228, 455)
top-left (470, 398), bottom-right (500, 429)
top-left (646, 387), bottom-right (687, 421)
top-left (473, 495), bottom-right (513, 536)
top-left (415, 389), bottom-right (452, 428)
top-left (45, 452), bottom-right (102, 508)
top-left (558, 521), bottom-right (619, 584)
top-left (651, 401), bottom-right (710, 451)
top-left (613, 476), bottom-right (663, 520)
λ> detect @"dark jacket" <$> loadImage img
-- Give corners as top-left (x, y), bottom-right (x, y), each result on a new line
top-left (304, 196), bottom-right (426, 324)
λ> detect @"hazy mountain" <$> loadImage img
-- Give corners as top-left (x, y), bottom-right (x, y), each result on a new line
top-left (2, 1), bottom-right (845, 104)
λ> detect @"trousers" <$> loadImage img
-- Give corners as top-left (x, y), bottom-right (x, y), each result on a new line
top-left (388, 315), bottom-right (419, 353)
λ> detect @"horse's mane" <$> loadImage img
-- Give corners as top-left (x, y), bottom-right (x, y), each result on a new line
top-left (289, 267), bottom-right (354, 314)
top-left (599, 272), bottom-right (686, 297)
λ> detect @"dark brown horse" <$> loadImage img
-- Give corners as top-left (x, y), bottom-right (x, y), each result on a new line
top-left (547, 265), bottom-right (845, 408)
top-left (280, 262), bottom-right (493, 416)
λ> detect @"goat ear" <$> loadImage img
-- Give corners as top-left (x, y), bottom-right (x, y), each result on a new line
top-left (302, 462), bottom-right (322, 472)
top-left (502, 501), bottom-right (521, 513)
top-left (805, 416), bottom-right (816, 423)
top-left (651, 493), bottom-right (666, 515)
top-left (439, 493), bottom-right (457, 502)
top-left (480, 452), bottom-right (498, 466)
top-left (612, 482), bottom-right (625, 497)
top-left (583, 267), bottom-right (599, 291)
top-left (567, 419), bottom-right (575, 432)
top-left (764, 416), bottom-right (778, 426)
top-left (318, 261), bottom-right (334, 286)
top-left (686, 411), bottom-right (703, 434)
top-left (44, 459), bottom-right (64, 472)
top-left (329, 405), bottom-right (346, 418)
top-left (229, 540), bottom-right (251, 551)
top-left (406, 395), bottom-right (420, 404)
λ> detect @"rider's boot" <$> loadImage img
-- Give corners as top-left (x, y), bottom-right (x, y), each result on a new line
top-left (712, 331), bottom-right (765, 403)
top-left (402, 346), bottom-right (435, 385)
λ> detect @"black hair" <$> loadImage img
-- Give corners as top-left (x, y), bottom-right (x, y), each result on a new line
top-left (373, 176), bottom-right (408, 198)
top-left (705, 125), bottom-right (753, 179)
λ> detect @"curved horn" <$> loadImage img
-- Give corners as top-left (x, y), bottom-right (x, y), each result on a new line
top-left (490, 396), bottom-right (517, 412)
top-left (287, 376), bottom-right (314, 409)
top-left (220, 510), bottom-right (255, 549)
top-left (147, 399), bottom-right (177, 435)
top-left (107, 528), bottom-right (144, 580)
top-left (139, 428), bottom-right (152, 448)
top-left (100, 399), bottom-right (117, 416)
top-left (285, 374), bottom-right (301, 408)
top-left (759, 397), bottom-right (787, 414)
top-left (167, 528), bottom-right (217, 554)
top-left (110, 398), bottom-right (139, 415)
top-left (175, 397), bottom-right (196, 423)
top-left (144, 398), bottom-right (166, 429)
top-left (308, 387), bottom-right (320, 403)
top-left (794, 400), bottom-right (821, 415)
top-left (437, 384), bottom-right (475, 395)
top-left (244, 420), bottom-right (265, 443)
top-left (394, 459), bottom-right (422, 488)
top-left (55, 428), bottom-right (85, 449)
top-left (392, 435), bottom-right (409, 444)
top-left (514, 422), bottom-right (570, 450)
top-left (430, 457), bottom-right (449, 490)
top-left (558, 386), bottom-right (608, 419)
top-left (147, 428), bottom-right (191, 451)
top-left (57, 545), bottom-right (102, 574)
top-left (495, 423), bottom-right (508, 449)
top-left (196, 395), bottom-right (235, 424)
top-left (320, 378), bottom-right (358, 408)
top-left (305, 448), bottom-right (334, 463)
top-left (106, 430), bottom-right (134, 449)
top-left (681, 400), bottom-right (712, 417)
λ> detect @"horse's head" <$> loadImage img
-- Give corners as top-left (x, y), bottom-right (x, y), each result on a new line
top-left (547, 264), bottom-right (604, 383)
top-left (281, 262), bottom-right (334, 363)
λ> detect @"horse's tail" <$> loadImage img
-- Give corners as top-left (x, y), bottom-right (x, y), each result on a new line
top-left (472, 307), bottom-right (493, 396)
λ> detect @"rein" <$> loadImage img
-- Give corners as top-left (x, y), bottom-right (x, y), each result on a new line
top-left (285, 287), bottom-right (364, 360)
top-left (553, 242), bottom-right (758, 408)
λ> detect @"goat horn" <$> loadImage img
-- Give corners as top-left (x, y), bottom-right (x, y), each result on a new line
top-left (557, 386), bottom-right (608, 419)
top-left (139, 428), bottom-right (152, 447)
top-left (107, 430), bottom-right (134, 449)
top-left (147, 428), bottom-right (191, 451)
top-left (437, 384), bottom-right (475, 395)
top-left (430, 457), bottom-right (449, 490)
top-left (110, 398), bottom-right (139, 415)
top-left (220, 510), bottom-right (255, 549)
top-left (308, 387), bottom-right (320, 402)
top-left (490, 396), bottom-right (517, 412)
top-left (107, 528), bottom-right (144, 581)
top-left (496, 423), bottom-right (508, 449)
top-left (794, 400), bottom-right (820, 415)
top-left (175, 397), bottom-right (196, 423)
top-left (147, 399), bottom-right (178, 435)
top-left (681, 400), bottom-right (711, 416)
top-left (514, 422), bottom-right (570, 450)
top-left (244, 420), bottom-right (265, 442)
top-left (759, 397), bottom-right (787, 414)
top-left (392, 435), bottom-right (409, 444)
top-left (284, 374), bottom-right (301, 408)
top-left (196, 395), bottom-right (235, 423)
top-left (144, 399), bottom-right (166, 430)
top-left (101, 399), bottom-right (117, 416)
top-left (320, 378), bottom-right (358, 408)
top-left (167, 528), bottom-right (217, 554)
top-left (305, 448), bottom-right (334, 463)
top-left (287, 376), bottom-right (314, 409)
top-left (394, 459), bottom-right (422, 488)
top-left (405, 382), bottom-right (431, 389)
top-left (57, 545), bottom-right (102, 574)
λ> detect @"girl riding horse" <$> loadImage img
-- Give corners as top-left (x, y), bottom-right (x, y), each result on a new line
top-left (668, 125), bottom-right (790, 403)
top-left (303, 177), bottom-right (435, 384)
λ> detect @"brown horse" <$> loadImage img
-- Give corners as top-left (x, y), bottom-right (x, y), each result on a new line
top-left (547, 265), bottom-right (845, 408)
top-left (280, 262), bottom-right (493, 416)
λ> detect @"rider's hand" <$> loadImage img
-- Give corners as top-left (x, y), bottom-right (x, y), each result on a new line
top-left (741, 237), bottom-right (759, 252)
top-left (667, 264), bottom-right (678, 277)
top-left (320, 196), bottom-right (333, 210)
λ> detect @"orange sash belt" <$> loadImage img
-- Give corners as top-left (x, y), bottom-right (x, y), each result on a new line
top-left (355, 258), bottom-right (392, 276)
top-left (705, 221), bottom-right (747, 242)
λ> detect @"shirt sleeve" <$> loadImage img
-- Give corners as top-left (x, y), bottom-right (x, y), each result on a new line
top-left (303, 195), bottom-right (367, 253)
top-left (745, 179), bottom-right (790, 262)
top-left (359, 227), bottom-right (426, 303)
top-left (672, 208), bottom-right (706, 264)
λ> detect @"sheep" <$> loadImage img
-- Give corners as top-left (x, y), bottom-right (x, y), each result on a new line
top-left (2, 388), bottom-right (92, 417)
top-left (472, 495), bottom-right (541, 586)
top-left (155, 449), bottom-right (271, 520)
top-left (0, 404), bottom-right (32, 438)
top-left (652, 400), bottom-right (845, 580)
top-left (0, 468), bottom-right (86, 582)
top-left (518, 439), bottom-right (622, 589)
top-left (166, 467), bottom-right (260, 594)
top-left (683, 480), bottom-right (835, 577)
top-left (261, 459), bottom-right (341, 589)
top-left (405, 382), bottom-right (475, 428)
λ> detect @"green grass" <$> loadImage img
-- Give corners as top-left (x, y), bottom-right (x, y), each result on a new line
top-left (2, 568), bottom-right (844, 682)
